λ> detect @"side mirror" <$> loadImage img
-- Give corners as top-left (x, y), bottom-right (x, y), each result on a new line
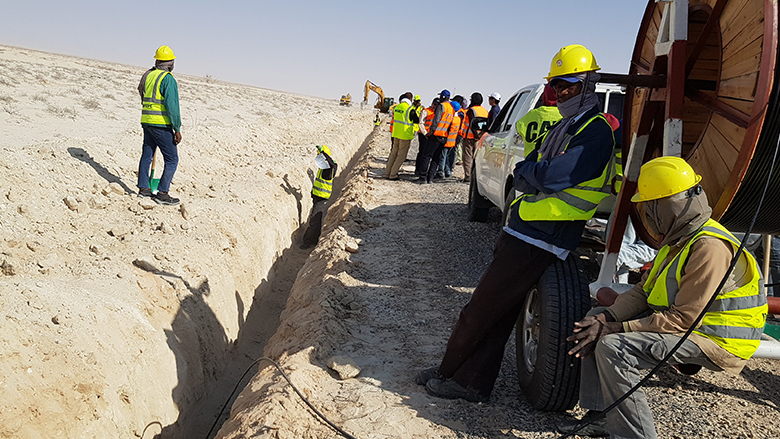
top-left (471, 117), bottom-right (489, 138)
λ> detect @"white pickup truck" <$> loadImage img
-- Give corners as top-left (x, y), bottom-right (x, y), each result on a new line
top-left (468, 82), bottom-right (625, 223)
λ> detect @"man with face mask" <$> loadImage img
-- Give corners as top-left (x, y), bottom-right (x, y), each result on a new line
top-left (559, 156), bottom-right (767, 438)
top-left (417, 45), bottom-right (615, 404)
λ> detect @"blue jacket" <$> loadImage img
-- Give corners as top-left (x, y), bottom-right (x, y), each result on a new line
top-left (507, 105), bottom-right (614, 250)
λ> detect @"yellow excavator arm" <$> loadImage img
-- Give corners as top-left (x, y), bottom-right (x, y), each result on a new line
top-left (363, 80), bottom-right (385, 106)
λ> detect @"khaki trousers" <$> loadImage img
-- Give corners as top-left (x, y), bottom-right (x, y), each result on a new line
top-left (385, 138), bottom-right (411, 178)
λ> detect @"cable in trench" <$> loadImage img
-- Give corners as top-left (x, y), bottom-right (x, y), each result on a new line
top-left (204, 357), bottom-right (359, 439)
top-left (560, 134), bottom-right (780, 438)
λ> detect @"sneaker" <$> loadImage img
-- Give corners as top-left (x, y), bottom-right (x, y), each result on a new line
top-left (138, 187), bottom-right (152, 198)
top-left (556, 411), bottom-right (609, 437)
top-left (415, 367), bottom-right (443, 386)
top-left (415, 177), bottom-right (427, 184)
top-left (425, 378), bottom-right (488, 403)
top-left (153, 192), bottom-right (180, 206)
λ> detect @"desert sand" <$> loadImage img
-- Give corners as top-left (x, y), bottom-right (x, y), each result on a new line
top-left (2, 44), bottom-right (779, 439)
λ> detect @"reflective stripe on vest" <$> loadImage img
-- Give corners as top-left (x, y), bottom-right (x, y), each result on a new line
top-left (643, 219), bottom-right (767, 360)
top-left (432, 102), bottom-right (454, 137)
top-left (465, 106), bottom-right (489, 139)
top-left (446, 115), bottom-right (462, 148)
top-left (312, 168), bottom-right (334, 199)
top-left (392, 102), bottom-right (414, 140)
top-left (141, 69), bottom-right (171, 126)
top-left (514, 114), bottom-right (614, 221)
top-left (423, 107), bottom-right (435, 131)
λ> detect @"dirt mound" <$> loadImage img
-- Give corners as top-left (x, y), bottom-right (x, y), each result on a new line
top-left (0, 44), bottom-right (374, 438)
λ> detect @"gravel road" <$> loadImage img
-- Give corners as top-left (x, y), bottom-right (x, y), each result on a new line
top-left (218, 125), bottom-right (780, 439)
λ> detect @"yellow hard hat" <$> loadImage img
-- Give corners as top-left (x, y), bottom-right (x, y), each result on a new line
top-left (154, 45), bottom-right (176, 61)
top-left (317, 144), bottom-right (332, 155)
top-left (546, 44), bottom-right (600, 80)
top-left (414, 95), bottom-right (421, 101)
top-left (631, 157), bottom-right (702, 202)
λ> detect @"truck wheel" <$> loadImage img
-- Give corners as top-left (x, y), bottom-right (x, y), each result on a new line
top-left (516, 255), bottom-right (591, 411)
top-left (501, 188), bottom-right (516, 227)
top-left (468, 171), bottom-right (491, 222)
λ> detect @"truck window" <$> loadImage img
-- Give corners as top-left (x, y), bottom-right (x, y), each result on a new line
top-left (606, 91), bottom-right (625, 120)
top-left (488, 93), bottom-right (518, 133)
top-left (501, 90), bottom-right (531, 132)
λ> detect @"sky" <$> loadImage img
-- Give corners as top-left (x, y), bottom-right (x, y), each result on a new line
top-left (1, 0), bottom-right (649, 105)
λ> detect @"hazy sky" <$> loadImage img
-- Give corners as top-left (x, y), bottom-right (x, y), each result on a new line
top-left (2, 0), bottom-right (648, 104)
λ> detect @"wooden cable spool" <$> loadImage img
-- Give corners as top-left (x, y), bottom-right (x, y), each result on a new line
top-left (623, 0), bottom-right (780, 239)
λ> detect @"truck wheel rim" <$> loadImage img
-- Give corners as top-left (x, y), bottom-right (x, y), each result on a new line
top-left (522, 286), bottom-right (540, 374)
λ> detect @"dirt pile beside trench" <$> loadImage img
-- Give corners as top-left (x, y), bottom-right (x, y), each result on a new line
top-left (0, 44), bottom-right (374, 438)
top-left (217, 127), bottom-right (780, 439)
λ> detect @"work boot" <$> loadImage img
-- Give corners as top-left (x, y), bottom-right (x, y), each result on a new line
top-left (153, 191), bottom-right (180, 206)
top-left (556, 411), bottom-right (609, 437)
top-left (138, 187), bottom-right (152, 198)
top-left (425, 378), bottom-right (488, 403)
top-left (415, 367), bottom-right (443, 386)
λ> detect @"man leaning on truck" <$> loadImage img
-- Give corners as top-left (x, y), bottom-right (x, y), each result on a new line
top-left (416, 44), bottom-right (615, 404)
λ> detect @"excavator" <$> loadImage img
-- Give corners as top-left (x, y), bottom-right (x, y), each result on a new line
top-left (363, 80), bottom-right (393, 113)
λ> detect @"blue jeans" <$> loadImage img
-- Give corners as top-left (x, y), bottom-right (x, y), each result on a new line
top-left (437, 146), bottom-right (456, 177)
top-left (138, 125), bottom-right (179, 193)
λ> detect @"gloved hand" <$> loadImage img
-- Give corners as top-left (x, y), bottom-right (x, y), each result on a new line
top-left (567, 313), bottom-right (622, 358)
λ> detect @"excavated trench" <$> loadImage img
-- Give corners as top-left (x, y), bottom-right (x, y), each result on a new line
top-left (163, 125), bottom-right (382, 439)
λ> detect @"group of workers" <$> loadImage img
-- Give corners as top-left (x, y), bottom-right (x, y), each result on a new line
top-left (383, 89), bottom-right (501, 184)
top-left (413, 44), bottom-right (768, 439)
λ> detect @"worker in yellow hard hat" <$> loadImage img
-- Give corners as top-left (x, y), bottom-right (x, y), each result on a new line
top-left (418, 45), bottom-right (615, 404)
top-left (137, 45), bottom-right (182, 206)
top-left (301, 145), bottom-right (338, 248)
top-left (560, 156), bottom-right (767, 437)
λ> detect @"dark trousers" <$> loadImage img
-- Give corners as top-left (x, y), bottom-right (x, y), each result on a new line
top-left (138, 125), bottom-right (179, 193)
top-left (414, 132), bottom-right (428, 176)
top-left (426, 141), bottom-right (446, 182)
top-left (438, 231), bottom-right (558, 398)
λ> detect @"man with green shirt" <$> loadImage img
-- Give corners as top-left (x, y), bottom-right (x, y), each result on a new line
top-left (137, 45), bottom-right (182, 206)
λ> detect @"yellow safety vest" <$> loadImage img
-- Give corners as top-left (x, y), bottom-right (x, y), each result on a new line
top-left (515, 106), bottom-right (562, 156)
top-left (312, 145), bottom-right (335, 199)
top-left (643, 219), bottom-right (767, 359)
top-left (141, 69), bottom-right (172, 126)
top-left (515, 114), bottom-right (614, 221)
top-left (392, 101), bottom-right (415, 140)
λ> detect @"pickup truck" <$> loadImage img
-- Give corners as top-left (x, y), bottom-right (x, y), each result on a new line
top-left (468, 82), bottom-right (625, 223)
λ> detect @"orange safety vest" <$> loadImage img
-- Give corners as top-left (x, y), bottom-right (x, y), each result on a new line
top-left (446, 114), bottom-right (462, 148)
top-left (462, 106), bottom-right (488, 139)
top-left (422, 107), bottom-right (435, 131)
top-left (432, 102), bottom-right (454, 137)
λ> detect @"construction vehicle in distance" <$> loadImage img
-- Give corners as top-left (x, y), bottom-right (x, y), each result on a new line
top-left (363, 80), bottom-right (394, 113)
top-left (339, 93), bottom-right (351, 106)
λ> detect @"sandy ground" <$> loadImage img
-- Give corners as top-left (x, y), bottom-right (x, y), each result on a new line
top-left (216, 126), bottom-right (780, 439)
top-left (0, 45), bottom-right (374, 438)
top-left (3, 44), bottom-right (780, 439)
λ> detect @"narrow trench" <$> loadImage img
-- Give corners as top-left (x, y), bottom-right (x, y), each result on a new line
top-left (168, 126), bottom-right (381, 439)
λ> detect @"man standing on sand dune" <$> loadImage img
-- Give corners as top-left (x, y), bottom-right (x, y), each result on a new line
top-left (137, 45), bottom-right (182, 206)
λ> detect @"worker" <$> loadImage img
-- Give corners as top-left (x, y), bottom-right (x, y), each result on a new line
top-left (415, 97), bottom-right (439, 178)
top-left (374, 113), bottom-right (381, 126)
top-left (487, 92), bottom-right (501, 128)
top-left (558, 156), bottom-right (767, 438)
top-left (420, 90), bottom-right (454, 184)
top-left (514, 83), bottom-right (562, 156)
top-left (436, 97), bottom-right (464, 179)
top-left (416, 45), bottom-right (615, 403)
top-left (385, 92), bottom-right (415, 180)
top-left (301, 145), bottom-right (338, 248)
top-left (460, 92), bottom-right (488, 182)
top-left (137, 45), bottom-right (182, 206)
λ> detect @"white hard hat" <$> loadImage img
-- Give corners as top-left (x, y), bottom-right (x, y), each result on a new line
top-left (489, 92), bottom-right (501, 101)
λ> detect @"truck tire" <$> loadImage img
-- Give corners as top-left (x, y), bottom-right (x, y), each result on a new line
top-left (515, 254), bottom-right (591, 411)
top-left (501, 188), bottom-right (516, 227)
top-left (468, 171), bottom-right (491, 222)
